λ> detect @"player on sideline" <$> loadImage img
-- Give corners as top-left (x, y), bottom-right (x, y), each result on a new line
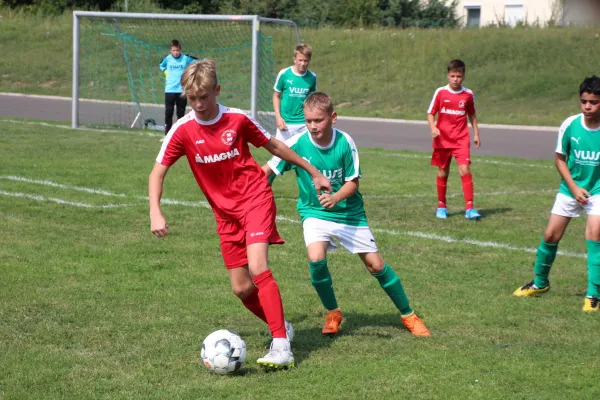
top-left (273, 43), bottom-right (317, 142)
top-left (159, 39), bottom-right (197, 136)
top-left (427, 59), bottom-right (481, 220)
top-left (149, 60), bottom-right (332, 369)
top-left (514, 75), bottom-right (600, 312)
top-left (262, 92), bottom-right (431, 337)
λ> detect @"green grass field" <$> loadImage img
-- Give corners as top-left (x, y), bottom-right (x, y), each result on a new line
top-left (1, 9), bottom-right (599, 126)
top-left (2, 117), bottom-right (599, 399)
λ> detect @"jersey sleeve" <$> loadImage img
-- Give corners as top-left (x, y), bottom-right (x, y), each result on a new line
top-left (267, 155), bottom-right (293, 176)
top-left (311, 73), bottom-right (318, 92)
top-left (556, 117), bottom-right (573, 155)
top-left (243, 114), bottom-right (271, 148)
top-left (467, 92), bottom-right (476, 115)
top-left (159, 56), bottom-right (168, 72)
top-left (267, 135), bottom-right (301, 176)
top-left (427, 88), bottom-right (441, 115)
top-left (274, 69), bottom-right (286, 92)
top-left (156, 126), bottom-right (186, 166)
top-left (342, 133), bottom-right (361, 181)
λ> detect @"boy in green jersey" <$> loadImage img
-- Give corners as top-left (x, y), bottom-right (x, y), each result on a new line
top-left (273, 44), bottom-right (317, 141)
top-left (514, 75), bottom-right (600, 312)
top-left (263, 92), bottom-right (431, 336)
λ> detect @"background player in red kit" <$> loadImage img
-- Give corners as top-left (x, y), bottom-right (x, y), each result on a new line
top-left (148, 59), bottom-right (332, 370)
top-left (427, 59), bottom-right (481, 220)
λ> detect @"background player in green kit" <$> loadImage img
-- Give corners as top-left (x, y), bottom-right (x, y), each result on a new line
top-left (273, 44), bottom-right (317, 141)
top-left (262, 92), bottom-right (431, 336)
top-left (514, 75), bottom-right (600, 312)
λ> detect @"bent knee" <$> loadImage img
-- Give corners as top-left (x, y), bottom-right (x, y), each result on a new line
top-left (232, 285), bottom-right (254, 299)
top-left (365, 260), bottom-right (385, 274)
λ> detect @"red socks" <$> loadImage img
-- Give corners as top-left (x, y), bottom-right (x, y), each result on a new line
top-left (252, 270), bottom-right (286, 338)
top-left (461, 173), bottom-right (474, 210)
top-left (436, 176), bottom-right (448, 208)
top-left (241, 286), bottom-right (267, 323)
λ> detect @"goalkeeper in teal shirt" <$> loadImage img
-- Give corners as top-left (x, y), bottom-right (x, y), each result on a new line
top-left (159, 40), bottom-right (197, 135)
top-left (262, 92), bottom-right (431, 337)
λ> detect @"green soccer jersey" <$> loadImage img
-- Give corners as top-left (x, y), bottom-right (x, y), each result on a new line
top-left (556, 113), bottom-right (600, 198)
top-left (268, 129), bottom-right (368, 226)
top-left (274, 67), bottom-right (317, 124)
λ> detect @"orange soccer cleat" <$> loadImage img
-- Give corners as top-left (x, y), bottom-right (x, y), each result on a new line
top-left (322, 309), bottom-right (343, 336)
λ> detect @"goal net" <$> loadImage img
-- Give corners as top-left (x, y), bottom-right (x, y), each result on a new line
top-left (72, 12), bottom-right (300, 134)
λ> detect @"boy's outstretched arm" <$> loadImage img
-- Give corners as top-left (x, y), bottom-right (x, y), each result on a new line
top-left (555, 153), bottom-right (589, 204)
top-left (264, 137), bottom-right (331, 193)
top-left (469, 113), bottom-right (481, 148)
top-left (319, 178), bottom-right (359, 209)
top-left (149, 162), bottom-right (170, 238)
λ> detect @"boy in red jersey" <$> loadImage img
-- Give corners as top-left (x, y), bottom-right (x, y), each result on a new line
top-left (427, 59), bottom-right (481, 220)
top-left (148, 59), bottom-right (332, 370)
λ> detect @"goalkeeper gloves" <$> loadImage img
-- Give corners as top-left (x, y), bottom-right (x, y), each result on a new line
top-left (163, 70), bottom-right (168, 79)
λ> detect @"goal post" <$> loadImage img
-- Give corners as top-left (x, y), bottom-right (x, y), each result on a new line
top-left (71, 11), bottom-right (300, 133)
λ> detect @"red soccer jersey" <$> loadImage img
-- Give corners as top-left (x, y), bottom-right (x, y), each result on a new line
top-left (427, 85), bottom-right (476, 149)
top-left (156, 104), bottom-right (273, 221)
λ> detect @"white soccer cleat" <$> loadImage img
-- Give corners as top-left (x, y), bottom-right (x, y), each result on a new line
top-left (285, 320), bottom-right (295, 342)
top-left (256, 344), bottom-right (295, 370)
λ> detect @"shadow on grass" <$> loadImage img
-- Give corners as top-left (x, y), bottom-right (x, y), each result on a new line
top-left (289, 311), bottom-right (415, 367)
top-left (447, 207), bottom-right (513, 219)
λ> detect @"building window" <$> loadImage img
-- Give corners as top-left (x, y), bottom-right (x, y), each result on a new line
top-left (504, 4), bottom-right (524, 27)
top-left (465, 7), bottom-right (481, 27)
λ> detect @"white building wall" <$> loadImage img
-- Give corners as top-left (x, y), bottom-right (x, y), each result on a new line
top-left (454, 0), bottom-right (559, 27)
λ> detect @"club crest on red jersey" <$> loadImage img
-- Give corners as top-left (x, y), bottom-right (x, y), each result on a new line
top-left (459, 100), bottom-right (466, 109)
top-left (221, 129), bottom-right (237, 146)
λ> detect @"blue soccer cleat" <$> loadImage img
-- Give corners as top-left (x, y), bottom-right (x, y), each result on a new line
top-left (465, 209), bottom-right (481, 220)
top-left (435, 208), bottom-right (448, 219)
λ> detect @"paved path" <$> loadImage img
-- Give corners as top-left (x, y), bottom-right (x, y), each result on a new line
top-left (0, 93), bottom-right (558, 160)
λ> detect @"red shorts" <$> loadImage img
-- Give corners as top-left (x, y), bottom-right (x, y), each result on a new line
top-left (216, 197), bottom-right (284, 269)
top-left (431, 147), bottom-right (471, 168)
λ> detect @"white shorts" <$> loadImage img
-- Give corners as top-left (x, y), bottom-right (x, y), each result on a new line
top-left (550, 192), bottom-right (600, 217)
top-left (276, 124), bottom-right (307, 141)
top-left (303, 217), bottom-right (378, 254)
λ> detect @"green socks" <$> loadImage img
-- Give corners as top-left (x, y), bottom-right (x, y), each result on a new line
top-left (267, 173), bottom-right (276, 185)
top-left (372, 264), bottom-right (413, 316)
top-left (309, 259), bottom-right (339, 311)
top-left (586, 240), bottom-right (600, 298)
top-left (533, 240), bottom-right (558, 288)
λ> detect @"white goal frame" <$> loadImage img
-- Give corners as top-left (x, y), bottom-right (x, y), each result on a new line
top-left (71, 11), bottom-right (301, 129)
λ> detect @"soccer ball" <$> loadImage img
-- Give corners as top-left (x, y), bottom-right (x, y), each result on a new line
top-left (201, 329), bottom-right (247, 375)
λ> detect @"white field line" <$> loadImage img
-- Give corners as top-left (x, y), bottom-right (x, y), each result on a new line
top-left (4, 175), bottom-right (554, 204)
top-left (360, 151), bottom-right (553, 169)
top-left (0, 190), bottom-right (130, 209)
top-left (1, 175), bottom-right (586, 259)
top-left (0, 175), bottom-right (209, 207)
top-left (274, 215), bottom-right (586, 259)
top-left (275, 188), bottom-right (556, 201)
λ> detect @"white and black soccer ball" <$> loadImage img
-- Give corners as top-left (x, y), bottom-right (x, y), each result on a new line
top-left (201, 329), bottom-right (247, 375)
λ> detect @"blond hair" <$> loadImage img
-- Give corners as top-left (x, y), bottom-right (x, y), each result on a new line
top-left (181, 59), bottom-right (218, 96)
top-left (303, 92), bottom-right (334, 114)
top-left (294, 43), bottom-right (312, 59)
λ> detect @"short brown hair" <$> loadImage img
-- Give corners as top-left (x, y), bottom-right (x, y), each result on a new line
top-left (170, 39), bottom-right (181, 48)
top-left (448, 59), bottom-right (466, 73)
top-left (303, 92), bottom-right (334, 114)
top-left (294, 43), bottom-right (312, 59)
top-left (181, 59), bottom-right (218, 96)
